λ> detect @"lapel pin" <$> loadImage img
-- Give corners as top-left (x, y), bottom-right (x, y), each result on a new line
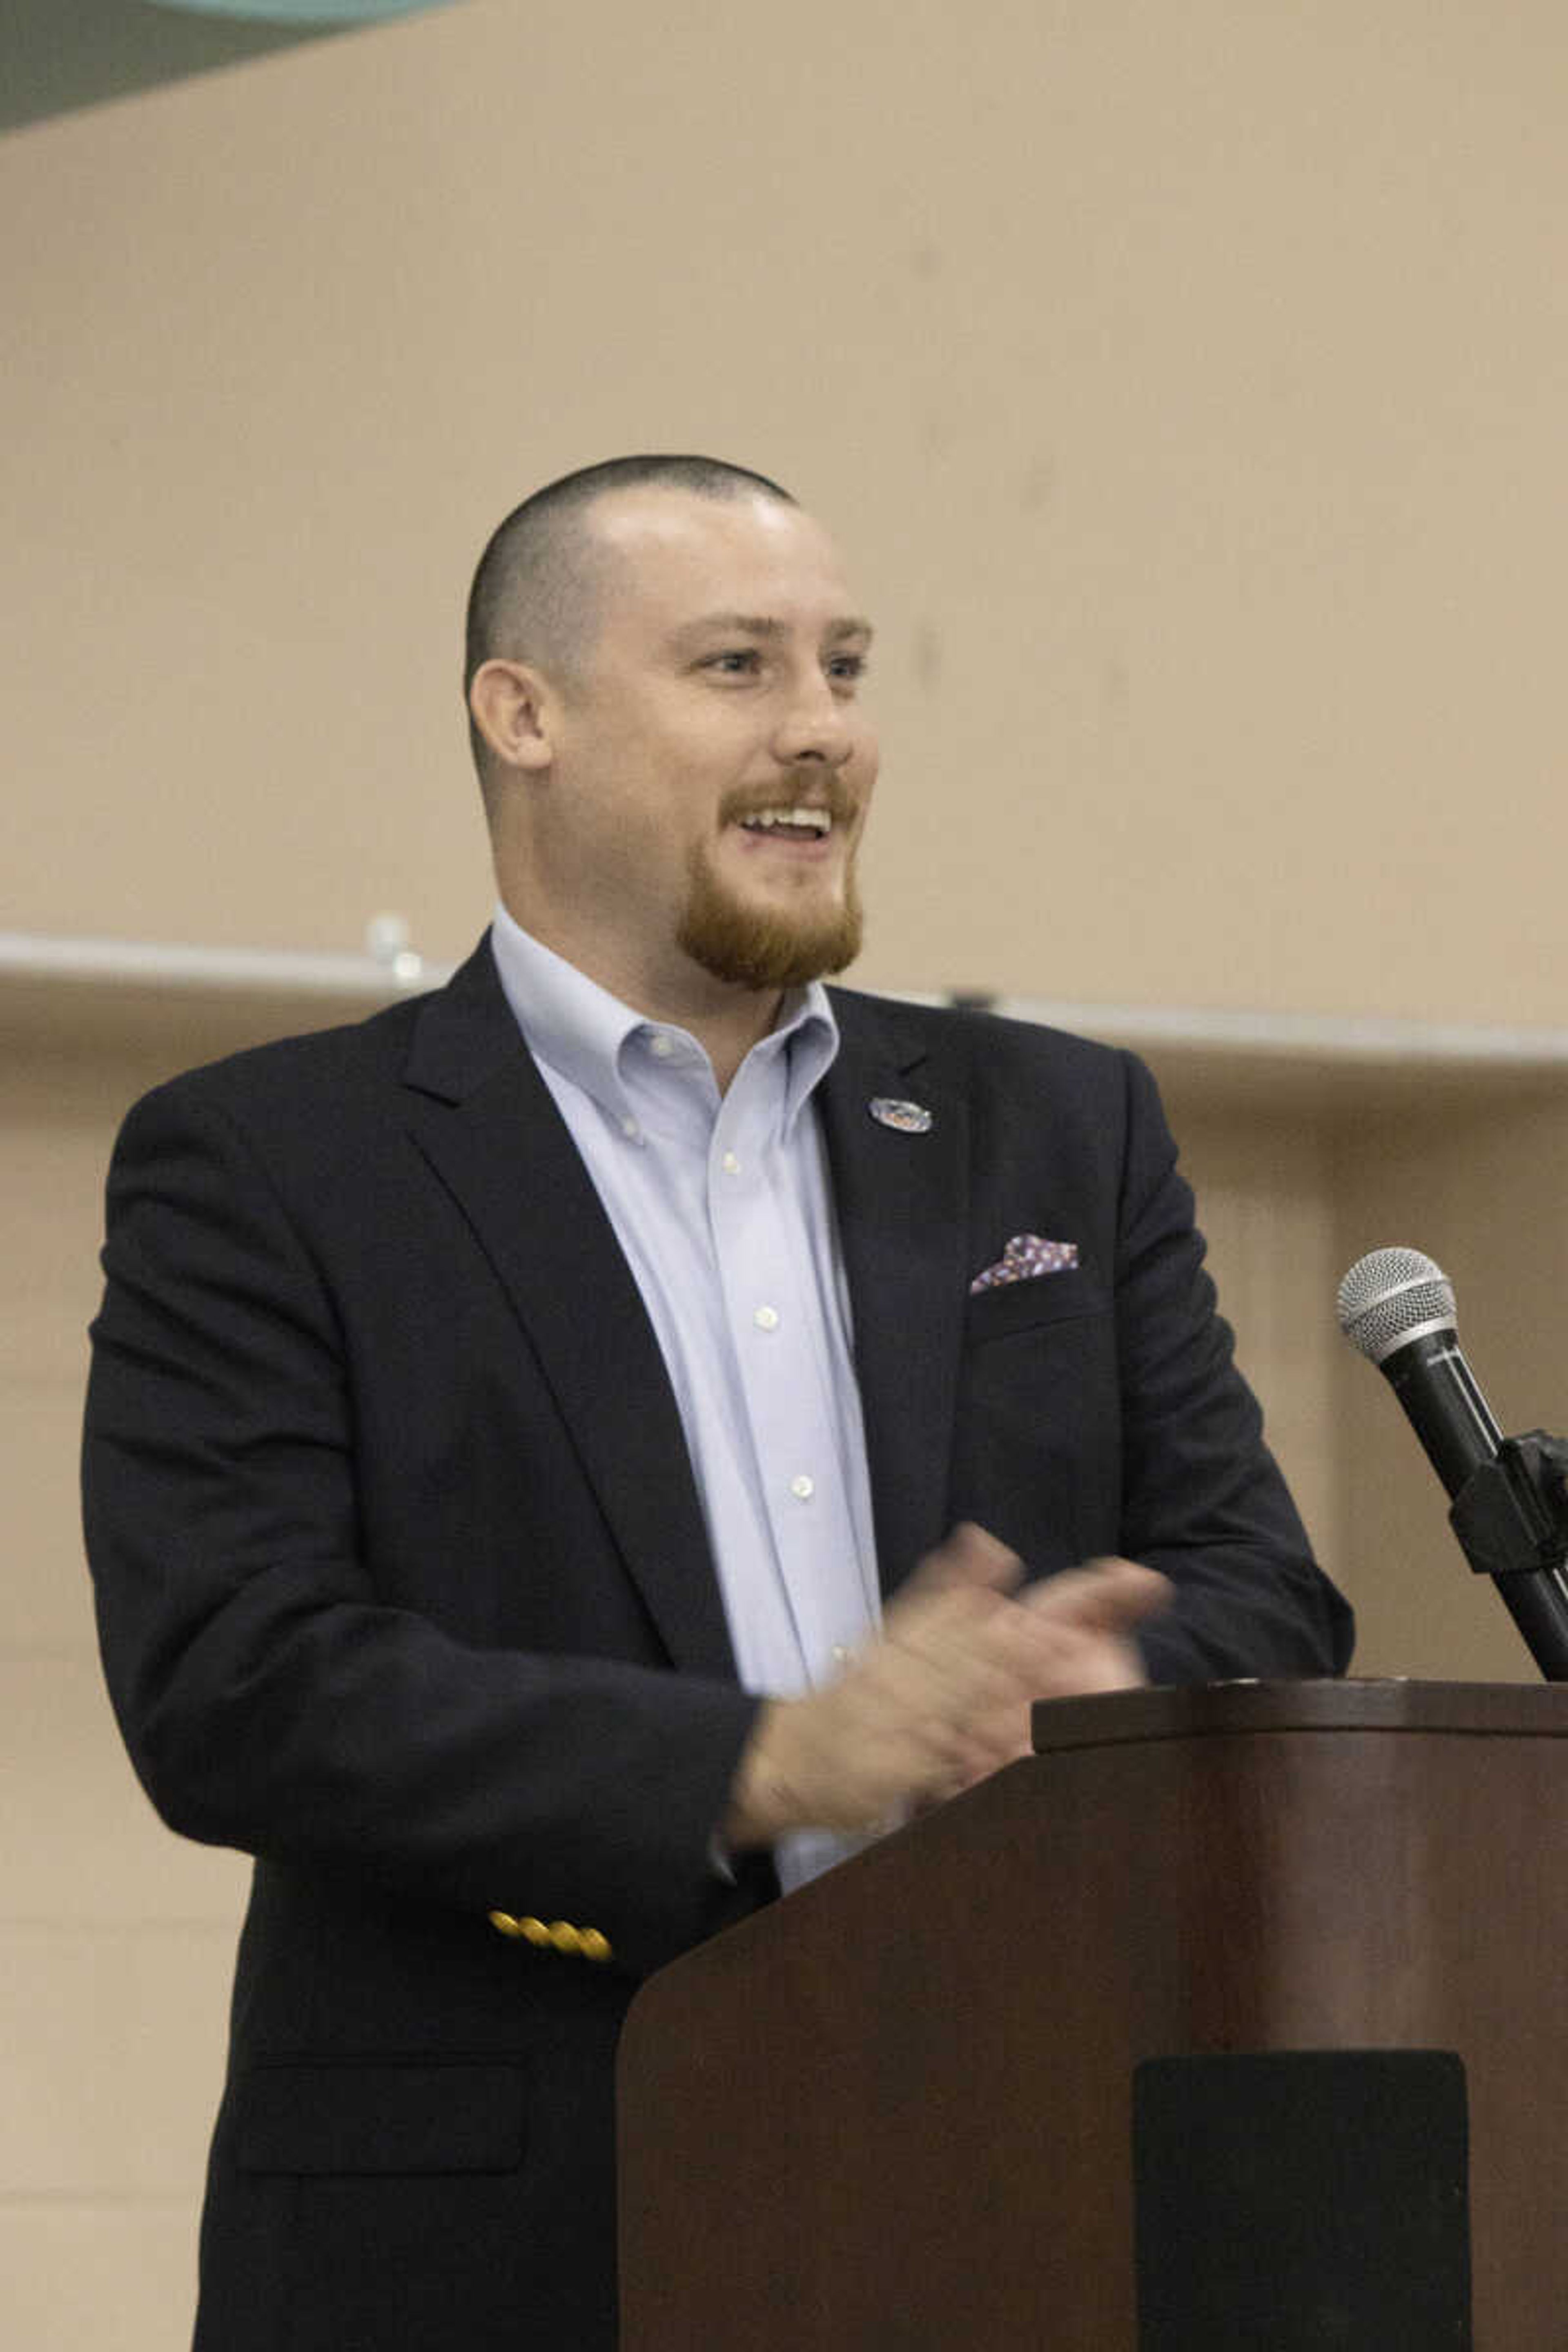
top-left (868, 1096), bottom-right (934, 1135)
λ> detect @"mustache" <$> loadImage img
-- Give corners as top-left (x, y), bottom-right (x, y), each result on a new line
top-left (720, 774), bottom-right (861, 828)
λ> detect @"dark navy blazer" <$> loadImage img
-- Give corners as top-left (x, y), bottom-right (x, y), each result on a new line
top-left (82, 935), bottom-right (1351, 2351)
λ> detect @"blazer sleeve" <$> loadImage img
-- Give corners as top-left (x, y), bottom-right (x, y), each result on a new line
top-left (1110, 1051), bottom-right (1354, 1683)
top-left (82, 1078), bottom-right (765, 1979)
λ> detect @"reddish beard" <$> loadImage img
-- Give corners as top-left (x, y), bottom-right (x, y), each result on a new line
top-left (675, 835), bottom-right (865, 991)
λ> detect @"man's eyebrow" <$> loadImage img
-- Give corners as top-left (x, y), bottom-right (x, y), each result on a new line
top-left (671, 612), bottom-right (875, 646)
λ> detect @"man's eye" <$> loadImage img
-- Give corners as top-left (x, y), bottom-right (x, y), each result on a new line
top-left (705, 650), bottom-right (760, 675)
top-left (827, 654), bottom-right (868, 686)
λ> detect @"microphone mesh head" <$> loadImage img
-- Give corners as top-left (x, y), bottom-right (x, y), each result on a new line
top-left (1336, 1246), bottom-right (1457, 1366)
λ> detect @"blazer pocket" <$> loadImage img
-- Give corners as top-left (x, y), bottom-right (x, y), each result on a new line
top-left (964, 1268), bottom-right (1108, 1343)
top-left (234, 2059), bottom-right (528, 2176)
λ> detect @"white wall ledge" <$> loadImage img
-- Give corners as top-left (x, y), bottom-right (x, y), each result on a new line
top-left (0, 929), bottom-right (439, 1001)
top-left (6, 929), bottom-right (1568, 1084)
top-left (966, 993), bottom-right (1568, 1073)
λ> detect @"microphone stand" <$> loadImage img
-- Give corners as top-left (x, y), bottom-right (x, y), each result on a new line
top-left (1445, 1430), bottom-right (1568, 1681)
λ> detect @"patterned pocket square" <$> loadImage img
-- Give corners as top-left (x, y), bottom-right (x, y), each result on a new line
top-left (969, 1234), bottom-right (1079, 1294)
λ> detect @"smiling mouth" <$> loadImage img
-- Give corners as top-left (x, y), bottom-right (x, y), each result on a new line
top-left (735, 804), bottom-right (835, 842)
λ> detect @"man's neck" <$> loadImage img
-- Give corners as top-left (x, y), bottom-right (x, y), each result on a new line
top-left (495, 895), bottom-right (785, 1094)
top-left (688, 991), bottom-right (788, 1094)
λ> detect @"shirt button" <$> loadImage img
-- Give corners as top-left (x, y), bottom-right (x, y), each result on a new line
top-left (721, 1152), bottom-right (741, 1175)
top-left (831, 1643), bottom-right (852, 1666)
top-left (619, 1115), bottom-right (641, 1141)
top-left (753, 1305), bottom-right (780, 1331)
top-left (648, 1034), bottom-right (675, 1059)
top-left (790, 1474), bottom-right (815, 1501)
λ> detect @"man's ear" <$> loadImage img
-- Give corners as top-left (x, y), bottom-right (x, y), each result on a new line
top-left (468, 659), bottom-right (555, 773)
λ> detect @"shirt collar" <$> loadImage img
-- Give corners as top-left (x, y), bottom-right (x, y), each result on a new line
top-left (489, 902), bottom-right (840, 1133)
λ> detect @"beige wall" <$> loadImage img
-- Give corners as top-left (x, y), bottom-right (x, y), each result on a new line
top-left (6, 3), bottom-right (1568, 2344)
top-left (2, 1045), bottom-right (250, 2349)
top-left (4, 0), bottom-right (1567, 1014)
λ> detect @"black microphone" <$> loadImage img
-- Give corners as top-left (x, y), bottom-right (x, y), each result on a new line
top-left (1336, 1245), bottom-right (1568, 1679)
top-left (1335, 1247), bottom-right (1499, 1500)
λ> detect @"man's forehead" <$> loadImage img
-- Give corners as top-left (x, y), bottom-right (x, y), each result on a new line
top-left (667, 609), bottom-right (875, 651)
top-left (586, 486), bottom-right (856, 611)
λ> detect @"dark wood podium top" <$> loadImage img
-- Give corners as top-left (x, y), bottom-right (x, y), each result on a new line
top-left (1032, 1673), bottom-right (1568, 1751)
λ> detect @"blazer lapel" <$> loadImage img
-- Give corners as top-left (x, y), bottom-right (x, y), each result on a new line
top-left (819, 991), bottom-right (971, 1600)
top-left (399, 940), bottom-right (735, 1678)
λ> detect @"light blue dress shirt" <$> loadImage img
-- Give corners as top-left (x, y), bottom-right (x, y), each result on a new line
top-left (489, 904), bottom-right (883, 1888)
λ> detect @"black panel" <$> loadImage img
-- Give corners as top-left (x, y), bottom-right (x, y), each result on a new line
top-left (1134, 2049), bottom-right (1471, 2349)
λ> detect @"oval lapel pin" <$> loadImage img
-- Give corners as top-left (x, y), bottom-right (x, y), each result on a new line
top-left (868, 1096), bottom-right (934, 1134)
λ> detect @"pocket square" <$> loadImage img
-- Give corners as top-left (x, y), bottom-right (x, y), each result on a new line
top-left (969, 1234), bottom-right (1079, 1294)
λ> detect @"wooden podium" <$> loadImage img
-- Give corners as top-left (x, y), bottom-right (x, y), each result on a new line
top-left (617, 1682), bottom-right (1568, 2347)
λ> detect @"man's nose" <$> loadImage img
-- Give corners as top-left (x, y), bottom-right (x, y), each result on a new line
top-left (771, 672), bottom-right (855, 766)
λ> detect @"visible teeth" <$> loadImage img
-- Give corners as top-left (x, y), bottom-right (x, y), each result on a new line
top-left (742, 806), bottom-right (832, 835)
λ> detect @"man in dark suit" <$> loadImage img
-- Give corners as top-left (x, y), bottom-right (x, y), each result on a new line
top-left (82, 455), bottom-right (1351, 2350)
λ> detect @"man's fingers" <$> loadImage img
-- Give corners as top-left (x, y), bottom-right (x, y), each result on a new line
top-left (885, 1544), bottom-right (1163, 1724)
top-left (904, 1520), bottom-right (1025, 1598)
top-left (754, 1547), bottom-right (1166, 1838)
top-left (869, 1605), bottom-right (1035, 1768)
top-left (1021, 1556), bottom-right (1169, 1634)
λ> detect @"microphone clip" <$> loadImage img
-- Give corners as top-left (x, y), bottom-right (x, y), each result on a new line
top-left (1449, 1430), bottom-right (1568, 1583)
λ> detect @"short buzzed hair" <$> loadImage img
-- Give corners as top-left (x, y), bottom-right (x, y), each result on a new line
top-left (463, 454), bottom-right (795, 784)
